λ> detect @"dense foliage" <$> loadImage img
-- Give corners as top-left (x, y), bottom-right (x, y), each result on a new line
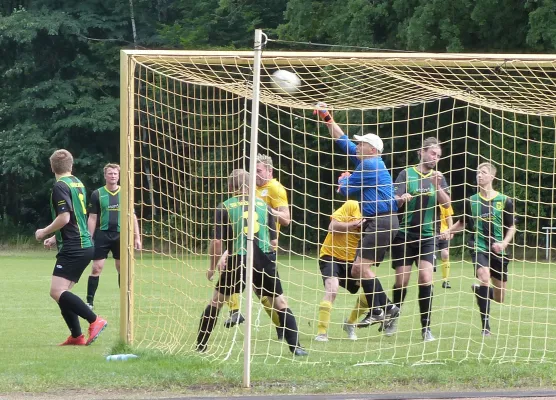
top-left (1, 0), bottom-right (555, 251)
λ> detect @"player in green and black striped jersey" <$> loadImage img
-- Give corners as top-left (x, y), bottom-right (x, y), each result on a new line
top-left (441, 162), bottom-right (516, 335)
top-left (196, 169), bottom-right (307, 356)
top-left (86, 163), bottom-right (142, 309)
top-left (389, 137), bottom-right (452, 342)
top-left (35, 149), bottom-right (107, 346)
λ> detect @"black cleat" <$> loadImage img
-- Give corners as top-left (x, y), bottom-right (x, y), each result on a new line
top-left (442, 281), bottom-right (451, 289)
top-left (196, 343), bottom-right (207, 353)
top-left (223, 311), bottom-right (245, 328)
top-left (357, 309), bottom-right (385, 328)
top-left (293, 347), bottom-right (308, 356)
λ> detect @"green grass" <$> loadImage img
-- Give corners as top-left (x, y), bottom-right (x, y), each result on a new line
top-left (1, 251), bottom-right (556, 398)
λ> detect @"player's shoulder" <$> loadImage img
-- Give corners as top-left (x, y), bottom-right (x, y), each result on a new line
top-left (269, 178), bottom-right (286, 191)
top-left (343, 200), bottom-right (360, 212)
top-left (469, 193), bottom-right (479, 201)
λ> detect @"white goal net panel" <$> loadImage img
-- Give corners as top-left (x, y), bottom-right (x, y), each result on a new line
top-left (121, 50), bottom-right (556, 365)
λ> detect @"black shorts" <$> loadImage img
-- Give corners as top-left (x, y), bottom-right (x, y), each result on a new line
top-left (216, 250), bottom-right (283, 298)
top-left (53, 246), bottom-right (94, 283)
top-left (93, 230), bottom-right (120, 260)
top-left (472, 252), bottom-right (509, 282)
top-left (356, 213), bottom-right (399, 264)
top-left (437, 239), bottom-right (449, 251)
top-left (391, 233), bottom-right (436, 268)
top-left (318, 256), bottom-right (359, 294)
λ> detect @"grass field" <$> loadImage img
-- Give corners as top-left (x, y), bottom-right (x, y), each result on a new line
top-left (2, 250), bottom-right (556, 398)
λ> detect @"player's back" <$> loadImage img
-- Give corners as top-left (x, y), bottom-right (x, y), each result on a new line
top-left (52, 175), bottom-right (93, 250)
top-left (223, 195), bottom-right (274, 255)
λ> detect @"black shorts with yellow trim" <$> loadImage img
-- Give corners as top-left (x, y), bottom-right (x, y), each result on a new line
top-left (318, 255), bottom-right (359, 294)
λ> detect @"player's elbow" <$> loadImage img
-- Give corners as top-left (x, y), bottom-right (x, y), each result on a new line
top-left (59, 212), bottom-right (71, 225)
top-left (280, 216), bottom-right (291, 227)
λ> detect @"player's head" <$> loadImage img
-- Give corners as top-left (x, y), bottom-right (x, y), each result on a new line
top-left (476, 162), bottom-right (497, 187)
top-left (103, 163), bottom-right (120, 186)
top-left (256, 153), bottom-right (273, 186)
top-left (49, 149), bottom-right (73, 175)
top-left (419, 137), bottom-right (441, 170)
top-left (228, 169), bottom-right (249, 193)
top-left (353, 133), bottom-right (383, 158)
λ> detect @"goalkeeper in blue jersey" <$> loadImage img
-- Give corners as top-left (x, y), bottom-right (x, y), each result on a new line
top-left (440, 162), bottom-right (516, 336)
top-left (315, 103), bottom-right (399, 325)
top-left (196, 169), bottom-right (307, 356)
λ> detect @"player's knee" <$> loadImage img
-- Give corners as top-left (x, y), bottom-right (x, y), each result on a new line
top-left (441, 250), bottom-right (449, 260)
top-left (50, 288), bottom-right (63, 302)
top-left (91, 261), bottom-right (104, 276)
top-left (273, 295), bottom-right (288, 310)
top-left (476, 267), bottom-right (490, 284)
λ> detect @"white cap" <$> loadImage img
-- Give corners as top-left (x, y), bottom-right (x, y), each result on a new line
top-left (353, 133), bottom-right (384, 153)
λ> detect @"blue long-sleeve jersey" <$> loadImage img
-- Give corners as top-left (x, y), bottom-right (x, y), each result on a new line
top-left (335, 135), bottom-right (398, 217)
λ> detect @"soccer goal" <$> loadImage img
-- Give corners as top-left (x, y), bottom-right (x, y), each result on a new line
top-left (120, 30), bottom-right (556, 385)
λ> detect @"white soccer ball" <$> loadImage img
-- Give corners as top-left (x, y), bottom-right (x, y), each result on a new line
top-left (270, 70), bottom-right (301, 94)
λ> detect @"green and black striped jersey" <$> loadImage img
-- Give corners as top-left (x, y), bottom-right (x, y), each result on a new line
top-left (395, 167), bottom-right (449, 238)
top-left (214, 195), bottom-right (276, 256)
top-left (88, 186), bottom-right (120, 232)
top-left (463, 192), bottom-right (515, 255)
top-left (50, 175), bottom-right (93, 251)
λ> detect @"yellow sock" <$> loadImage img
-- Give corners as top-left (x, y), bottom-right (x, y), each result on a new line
top-left (260, 296), bottom-right (281, 327)
top-left (317, 300), bottom-right (333, 335)
top-left (347, 293), bottom-right (369, 324)
top-left (226, 293), bottom-right (240, 312)
top-left (442, 259), bottom-right (450, 280)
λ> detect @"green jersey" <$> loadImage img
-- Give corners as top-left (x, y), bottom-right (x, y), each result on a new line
top-left (88, 186), bottom-right (120, 232)
top-left (50, 175), bottom-right (93, 251)
top-left (394, 167), bottom-right (449, 238)
top-left (215, 195), bottom-right (276, 255)
top-left (464, 192), bottom-right (515, 255)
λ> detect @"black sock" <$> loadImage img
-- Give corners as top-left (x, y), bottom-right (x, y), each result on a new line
top-left (87, 276), bottom-right (99, 305)
top-left (58, 303), bottom-right (82, 337)
top-left (392, 285), bottom-right (407, 309)
top-left (58, 291), bottom-right (97, 324)
top-left (477, 286), bottom-right (491, 331)
top-left (118, 273), bottom-right (121, 288)
top-left (418, 284), bottom-right (433, 329)
top-left (489, 287), bottom-right (494, 300)
top-left (277, 308), bottom-right (300, 353)
top-left (197, 304), bottom-right (220, 347)
top-left (361, 278), bottom-right (386, 312)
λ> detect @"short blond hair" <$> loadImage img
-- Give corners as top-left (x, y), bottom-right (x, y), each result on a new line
top-left (104, 163), bottom-right (120, 174)
top-left (228, 169), bottom-right (249, 192)
top-left (49, 149), bottom-right (73, 174)
top-left (256, 153), bottom-right (273, 169)
top-left (478, 162), bottom-right (497, 176)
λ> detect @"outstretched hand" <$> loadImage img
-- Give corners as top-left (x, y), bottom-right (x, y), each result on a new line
top-left (313, 101), bottom-right (332, 122)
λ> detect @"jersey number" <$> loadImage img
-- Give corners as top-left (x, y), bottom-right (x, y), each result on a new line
top-left (243, 211), bottom-right (260, 234)
top-left (78, 193), bottom-right (87, 214)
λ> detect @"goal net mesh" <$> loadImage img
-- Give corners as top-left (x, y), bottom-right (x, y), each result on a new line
top-left (124, 51), bottom-right (556, 365)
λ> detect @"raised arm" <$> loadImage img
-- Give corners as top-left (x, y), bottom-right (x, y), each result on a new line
top-left (314, 102), bottom-right (345, 139)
